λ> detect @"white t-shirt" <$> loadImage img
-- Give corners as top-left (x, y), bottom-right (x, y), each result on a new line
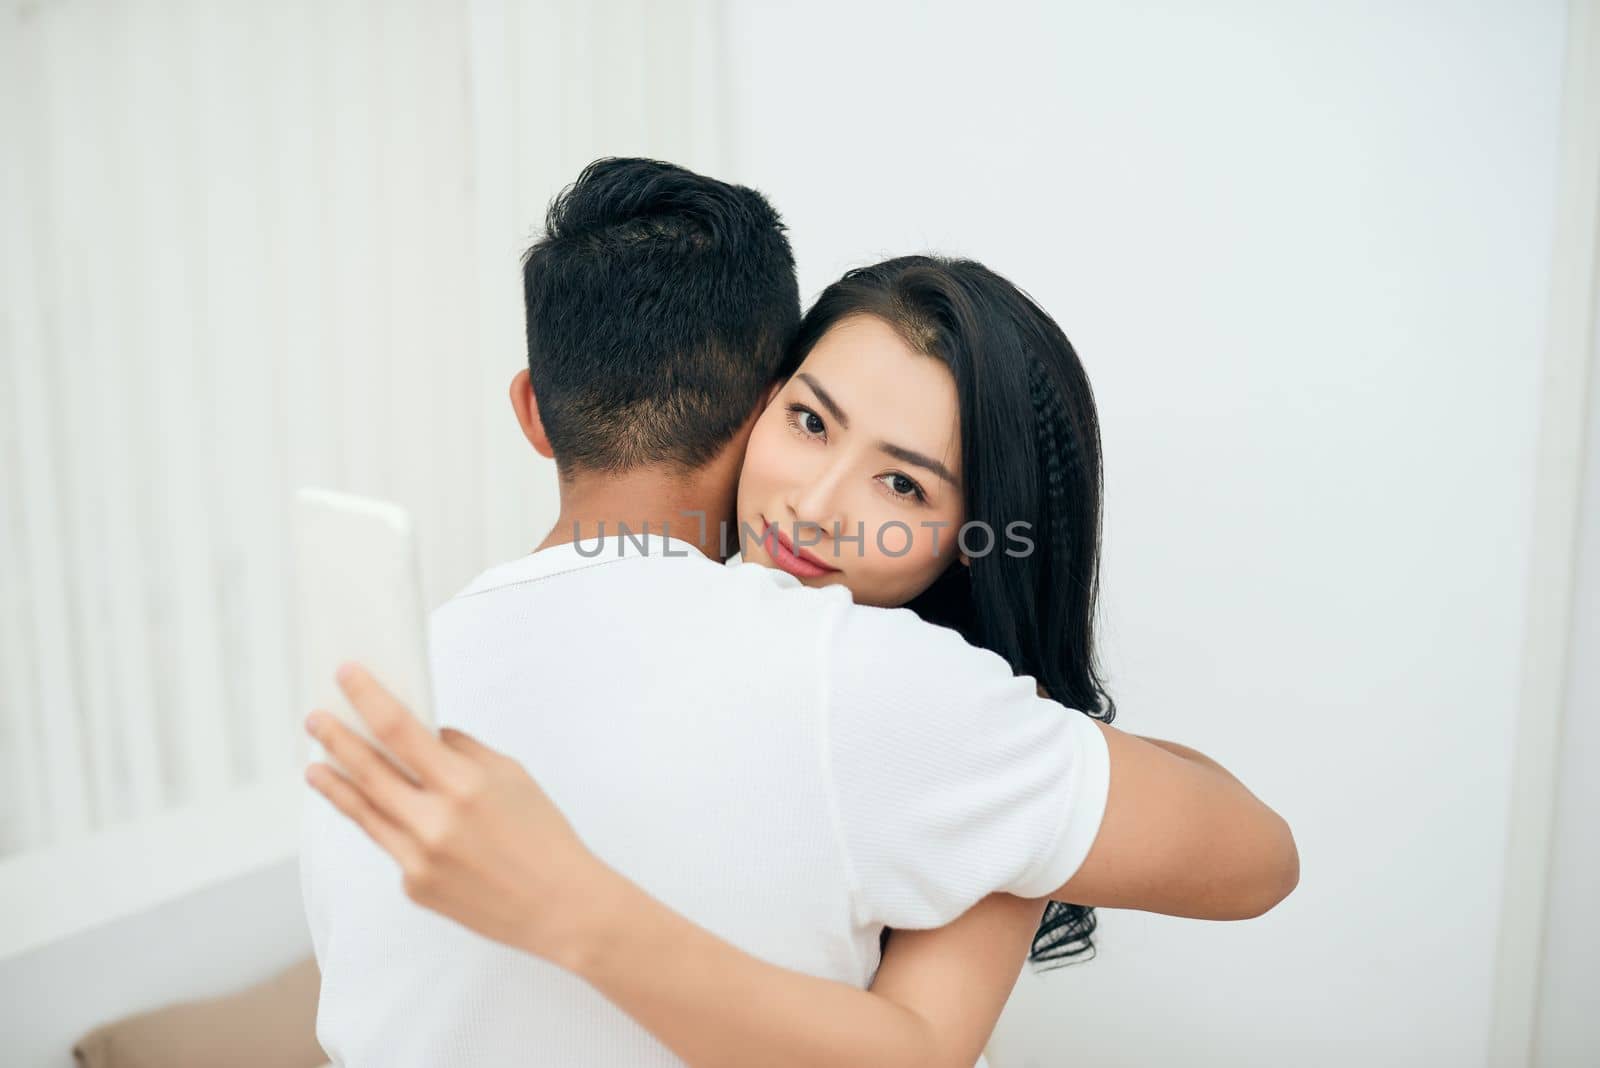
top-left (302, 531), bottom-right (1109, 1067)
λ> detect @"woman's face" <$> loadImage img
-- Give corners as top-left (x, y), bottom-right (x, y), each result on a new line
top-left (737, 314), bottom-right (966, 608)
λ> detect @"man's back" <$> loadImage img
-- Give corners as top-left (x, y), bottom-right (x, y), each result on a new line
top-left (302, 531), bottom-right (1108, 1066)
top-left (305, 533), bottom-right (866, 1066)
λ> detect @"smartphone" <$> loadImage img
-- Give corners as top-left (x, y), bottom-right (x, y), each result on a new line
top-left (292, 488), bottom-right (434, 774)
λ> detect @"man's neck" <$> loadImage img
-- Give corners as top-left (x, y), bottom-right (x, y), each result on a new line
top-left (534, 467), bottom-right (738, 562)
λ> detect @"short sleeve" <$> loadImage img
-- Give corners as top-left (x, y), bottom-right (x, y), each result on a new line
top-left (821, 602), bottom-right (1111, 931)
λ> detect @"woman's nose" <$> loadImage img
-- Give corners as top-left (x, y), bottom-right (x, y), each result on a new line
top-left (787, 465), bottom-right (849, 540)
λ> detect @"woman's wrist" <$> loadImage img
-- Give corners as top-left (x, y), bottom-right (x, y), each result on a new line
top-left (531, 852), bottom-right (636, 976)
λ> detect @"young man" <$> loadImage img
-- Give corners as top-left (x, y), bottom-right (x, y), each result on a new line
top-left (300, 158), bottom-right (1297, 1067)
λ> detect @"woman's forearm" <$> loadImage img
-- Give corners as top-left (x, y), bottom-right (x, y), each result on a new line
top-left (544, 864), bottom-right (952, 1068)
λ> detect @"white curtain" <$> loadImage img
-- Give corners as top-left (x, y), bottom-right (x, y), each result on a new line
top-left (0, 0), bottom-right (723, 858)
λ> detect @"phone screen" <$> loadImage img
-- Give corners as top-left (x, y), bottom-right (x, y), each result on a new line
top-left (292, 488), bottom-right (434, 774)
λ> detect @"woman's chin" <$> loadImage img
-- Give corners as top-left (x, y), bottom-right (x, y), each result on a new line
top-left (801, 570), bottom-right (850, 592)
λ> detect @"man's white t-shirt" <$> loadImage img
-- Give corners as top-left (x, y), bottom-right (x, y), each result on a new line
top-left (302, 532), bottom-right (1109, 1067)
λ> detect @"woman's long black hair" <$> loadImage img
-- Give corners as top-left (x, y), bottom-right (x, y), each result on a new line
top-left (781, 255), bottom-right (1115, 969)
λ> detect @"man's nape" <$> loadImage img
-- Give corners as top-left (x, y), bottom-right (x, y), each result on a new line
top-left (519, 368), bottom-right (767, 561)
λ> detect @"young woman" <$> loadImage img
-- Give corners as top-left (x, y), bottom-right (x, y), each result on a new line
top-left (315, 255), bottom-right (1168, 1066)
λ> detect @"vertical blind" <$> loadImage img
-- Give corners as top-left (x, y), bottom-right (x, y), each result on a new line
top-left (0, 0), bottom-right (723, 857)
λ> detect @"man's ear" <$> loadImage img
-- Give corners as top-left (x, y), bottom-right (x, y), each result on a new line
top-left (509, 369), bottom-right (555, 459)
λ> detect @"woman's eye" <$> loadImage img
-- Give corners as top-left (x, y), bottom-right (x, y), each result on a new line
top-left (787, 404), bottom-right (826, 438)
top-left (877, 472), bottom-right (926, 503)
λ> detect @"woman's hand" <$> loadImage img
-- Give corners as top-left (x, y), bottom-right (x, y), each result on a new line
top-left (303, 662), bottom-right (613, 968)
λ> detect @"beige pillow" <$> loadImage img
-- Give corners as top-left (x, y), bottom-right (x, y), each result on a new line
top-left (73, 956), bottom-right (326, 1068)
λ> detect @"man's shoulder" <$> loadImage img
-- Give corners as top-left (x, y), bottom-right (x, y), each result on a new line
top-left (719, 567), bottom-right (1006, 676)
top-left (426, 552), bottom-right (1001, 677)
top-left (432, 548), bottom-right (729, 613)
top-left (826, 597), bottom-right (994, 665)
top-left (429, 553), bottom-right (861, 636)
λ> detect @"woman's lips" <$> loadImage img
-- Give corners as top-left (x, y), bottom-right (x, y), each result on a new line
top-left (761, 519), bottom-right (840, 578)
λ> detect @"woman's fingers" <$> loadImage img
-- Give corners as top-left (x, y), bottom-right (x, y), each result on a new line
top-left (307, 710), bottom-right (431, 826)
top-left (305, 761), bottom-right (425, 874)
top-left (336, 662), bottom-right (470, 790)
top-left (439, 726), bottom-right (501, 764)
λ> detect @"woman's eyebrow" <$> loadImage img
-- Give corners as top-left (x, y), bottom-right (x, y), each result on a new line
top-left (795, 373), bottom-right (849, 429)
top-left (796, 371), bottom-right (956, 485)
top-left (878, 442), bottom-right (957, 486)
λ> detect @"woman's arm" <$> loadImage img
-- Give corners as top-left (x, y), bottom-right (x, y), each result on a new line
top-left (305, 665), bottom-right (1044, 1068)
top-left (870, 894), bottom-right (1047, 1066)
top-left (570, 875), bottom-right (1042, 1068)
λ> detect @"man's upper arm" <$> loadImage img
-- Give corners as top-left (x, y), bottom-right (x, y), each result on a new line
top-left (1046, 720), bottom-right (1298, 920)
top-left (824, 603), bottom-right (1111, 929)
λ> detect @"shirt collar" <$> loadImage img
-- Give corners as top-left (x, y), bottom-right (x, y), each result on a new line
top-left (452, 529), bottom-right (711, 600)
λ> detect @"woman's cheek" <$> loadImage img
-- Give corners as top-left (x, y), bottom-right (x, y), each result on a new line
top-left (899, 516), bottom-right (964, 601)
top-left (847, 511), bottom-right (932, 603)
top-left (738, 422), bottom-right (788, 505)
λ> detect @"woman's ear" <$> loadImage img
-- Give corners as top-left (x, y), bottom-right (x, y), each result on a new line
top-left (509, 369), bottom-right (555, 459)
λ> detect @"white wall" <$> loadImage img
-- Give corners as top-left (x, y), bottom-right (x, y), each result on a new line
top-left (721, 1), bottom-right (1568, 1063)
top-left (1534, 254), bottom-right (1600, 1062)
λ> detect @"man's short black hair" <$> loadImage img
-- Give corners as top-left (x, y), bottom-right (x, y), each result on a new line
top-left (521, 157), bottom-right (800, 475)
